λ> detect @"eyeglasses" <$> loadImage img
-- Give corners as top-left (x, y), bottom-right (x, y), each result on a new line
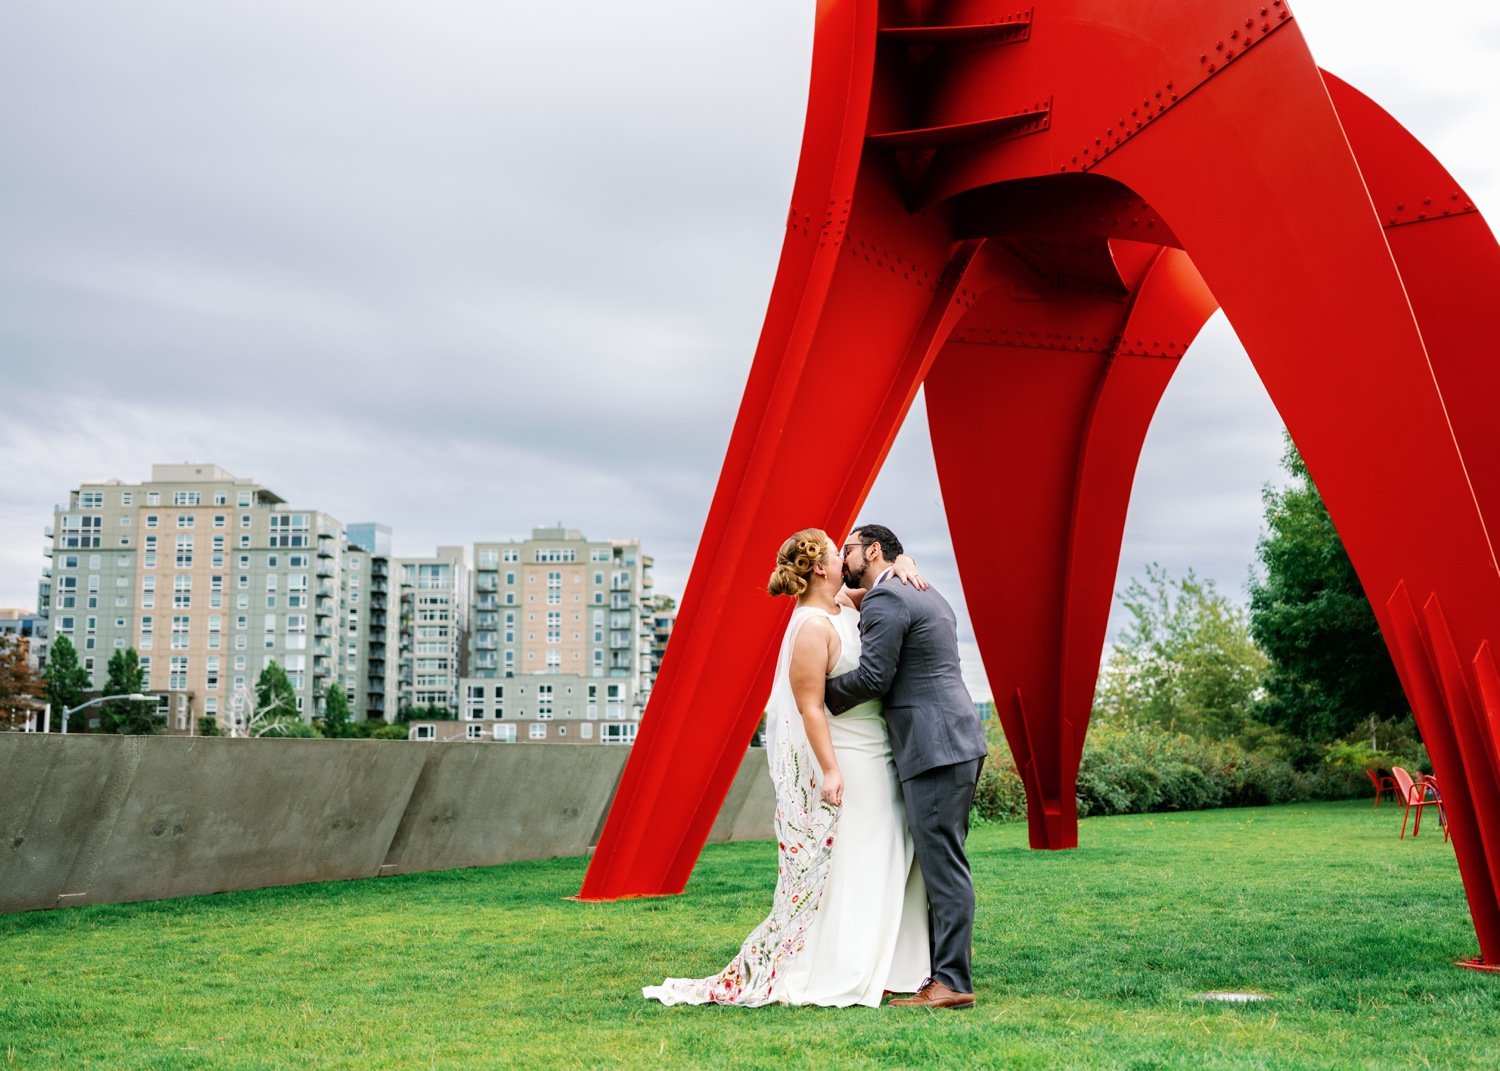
top-left (842, 542), bottom-right (867, 557)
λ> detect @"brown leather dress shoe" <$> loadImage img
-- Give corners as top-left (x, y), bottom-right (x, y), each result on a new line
top-left (888, 979), bottom-right (975, 1010)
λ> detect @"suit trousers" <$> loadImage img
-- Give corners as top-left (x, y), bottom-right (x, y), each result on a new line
top-left (902, 756), bottom-right (984, 994)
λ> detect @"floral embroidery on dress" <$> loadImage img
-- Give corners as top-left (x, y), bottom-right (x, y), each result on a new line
top-left (643, 608), bottom-right (840, 1007)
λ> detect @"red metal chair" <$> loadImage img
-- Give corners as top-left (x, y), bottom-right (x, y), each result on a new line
top-left (1366, 768), bottom-right (1398, 808)
top-left (1391, 766), bottom-right (1449, 841)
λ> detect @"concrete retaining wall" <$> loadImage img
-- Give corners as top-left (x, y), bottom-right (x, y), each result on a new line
top-left (0, 735), bottom-right (771, 913)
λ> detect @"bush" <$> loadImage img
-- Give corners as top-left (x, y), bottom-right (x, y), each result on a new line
top-left (969, 718), bottom-right (1370, 826)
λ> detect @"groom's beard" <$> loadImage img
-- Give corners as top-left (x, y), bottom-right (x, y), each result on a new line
top-left (842, 561), bottom-right (865, 588)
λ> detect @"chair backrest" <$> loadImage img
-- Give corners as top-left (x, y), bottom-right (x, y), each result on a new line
top-left (1391, 766), bottom-right (1419, 800)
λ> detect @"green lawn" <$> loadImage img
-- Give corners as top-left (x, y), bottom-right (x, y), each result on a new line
top-left (3, 801), bottom-right (1494, 1070)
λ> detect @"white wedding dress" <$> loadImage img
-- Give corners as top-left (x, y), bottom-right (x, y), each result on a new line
top-left (644, 603), bottom-right (929, 1007)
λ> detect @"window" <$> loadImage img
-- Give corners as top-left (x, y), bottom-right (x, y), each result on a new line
top-left (169, 655), bottom-right (189, 690)
top-left (145, 514), bottom-right (158, 529)
top-left (206, 657), bottom-right (220, 689)
top-left (601, 723), bottom-right (637, 745)
top-left (546, 611), bottom-right (562, 643)
top-left (591, 548), bottom-right (611, 563)
top-left (537, 684), bottom-right (553, 719)
top-left (529, 723), bottom-right (548, 740)
top-left (493, 723), bottom-right (516, 742)
top-left (176, 514), bottom-right (195, 528)
top-left (580, 722), bottom-right (594, 740)
top-left (466, 724), bottom-right (485, 740)
top-left (173, 491), bottom-right (201, 506)
top-left (546, 649), bottom-right (561, 668)
top-left (268, 514), bottom-right (310, 547)
top-left (503, 548), bottom-right (519, 562)
top-left (465, 684), bottom-right (486, 719)
top-left (139, 616), bottom-right (154, 649)
top-left (171, 615), bottom-right (190, 649)
top-left (547, 571), bottom-right (562, 605)
top-left (121, 492), bottom-right (133, 507)
top-left (414, 725), bottom-right (435, 741)
top-left (147, 492), bottom-right (161, 506)
top-left (175, 535), bottom-right (194, 568)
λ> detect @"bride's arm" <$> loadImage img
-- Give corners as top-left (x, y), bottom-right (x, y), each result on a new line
top-left (840, 553), bottom-right (927, 607)
top-left (789, 620), bottom-right (844, 807)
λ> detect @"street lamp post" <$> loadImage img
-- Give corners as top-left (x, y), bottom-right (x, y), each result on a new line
top-left (59, 693), bottom-right (154, 734)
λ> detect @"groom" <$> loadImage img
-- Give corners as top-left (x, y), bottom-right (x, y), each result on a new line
top-left (826, 524), bottom-right (988, 1010)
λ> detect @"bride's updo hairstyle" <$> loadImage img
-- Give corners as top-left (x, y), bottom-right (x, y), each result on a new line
top-left (767, 528), bottom-right (831, 599)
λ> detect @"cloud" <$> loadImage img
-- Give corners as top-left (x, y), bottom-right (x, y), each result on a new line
top-left (3, 1), bottom-right (1496, 703)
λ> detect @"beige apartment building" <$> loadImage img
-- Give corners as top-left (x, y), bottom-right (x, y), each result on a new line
top-left (410, 526), bottom-right (655, 744)
top-left (39, 464), bottom-right (392, 731)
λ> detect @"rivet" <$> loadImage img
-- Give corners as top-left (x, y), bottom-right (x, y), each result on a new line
top-left (1216, 41), bottom-right (1225, 50)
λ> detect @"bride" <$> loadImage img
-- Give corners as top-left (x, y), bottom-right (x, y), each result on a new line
top-left (643, 528), bottom-right (929, 1007)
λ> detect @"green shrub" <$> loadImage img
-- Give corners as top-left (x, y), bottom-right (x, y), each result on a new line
top-left (970, 717), bottom-right (1370, 825)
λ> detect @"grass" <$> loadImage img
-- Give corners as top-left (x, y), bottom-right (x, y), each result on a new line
top-left (2, 800), bottom-right (1495, 1070)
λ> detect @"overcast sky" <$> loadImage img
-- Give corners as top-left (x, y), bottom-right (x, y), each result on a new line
top-left (3, 2), bottom-right (1496, 700)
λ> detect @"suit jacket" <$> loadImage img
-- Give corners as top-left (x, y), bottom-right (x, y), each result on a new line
top-left (825, 578), bottom-right (988, 779)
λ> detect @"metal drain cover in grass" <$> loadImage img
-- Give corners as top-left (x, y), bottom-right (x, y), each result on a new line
top-left (1192, 991), bottom-right (1273, 1003)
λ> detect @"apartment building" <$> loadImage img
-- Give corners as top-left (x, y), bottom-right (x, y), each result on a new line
top-left (412, 526), bottom-right (654, 744)
top-left (39, 464), bottom-right (390, 732)
top-left (345, 523), bottom-right (398, 722)
top-left (395, 546), bottom-right (468, 715)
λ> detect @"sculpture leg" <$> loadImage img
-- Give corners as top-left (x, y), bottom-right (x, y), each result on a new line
top-left (927, 246), bottom-right (1215, 849)
top-left (1093, 26), bottom-right (1500, 961)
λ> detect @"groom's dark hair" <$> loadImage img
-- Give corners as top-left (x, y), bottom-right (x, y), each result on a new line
top-left (853, 524), bottom-right (902, 560)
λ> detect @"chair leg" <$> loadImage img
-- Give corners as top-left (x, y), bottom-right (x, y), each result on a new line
top-left (1402, 799), bottom-right (1412, 839)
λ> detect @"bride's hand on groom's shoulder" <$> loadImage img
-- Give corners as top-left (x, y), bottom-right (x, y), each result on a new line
top-left (891, 553), bottom-right (929, 591)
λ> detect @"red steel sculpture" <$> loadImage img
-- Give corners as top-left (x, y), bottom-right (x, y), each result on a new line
top-left (580, 1), bottom-right (1500, 967)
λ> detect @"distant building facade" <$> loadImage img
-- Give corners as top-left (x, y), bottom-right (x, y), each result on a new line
top-left (395, 546), bottom-right (469, 715)
top-left (38, 464), bottom-right (392, 732)
top-left (410, 526), bottom-right (655, 744)
top-left (0, 609), bottom-right (47, 673)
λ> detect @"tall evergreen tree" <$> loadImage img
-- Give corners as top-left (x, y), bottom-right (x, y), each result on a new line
top-left (101, 647), bottom-right (159, 735)
top-left (254, 661), bottom-right (299, 725)
top-left (43, 634), bottom-right (90, 727)
top-left (1249, 436), bottom-right (1409, 755)
top-left (321, 682), bottom-right (353, 738)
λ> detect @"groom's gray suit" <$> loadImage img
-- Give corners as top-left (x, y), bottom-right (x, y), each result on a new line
top-left (825, 574), bottom-right (988, 995)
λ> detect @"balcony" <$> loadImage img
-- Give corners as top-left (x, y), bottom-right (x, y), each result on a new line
top-left (475, 576), bottom-right (498, 593)
top-left (474, 594), bottom-right (498, 611)
top-left (315, 598), bottom-right (334, 618)
top-left (316, 562), bottom-right (334, 579)
top-left (474, 635), bottom-right (498, 651)
top-left (316, 582), bottom-right (334, 598)
top-left (317, 536), bottom-right (335, 559)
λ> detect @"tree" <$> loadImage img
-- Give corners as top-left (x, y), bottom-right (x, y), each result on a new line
top-left (1249, 436), bottom-right (1409, 756)
top-left (1094, 564), bottom-right (1267, 741)
top-left (1, 635), bottom-right (44, 730)
top-left (43, 634), bottom-right (90, 728)
top-left (321, 682), bottom-right (353, 738)
top-left (101, 648), bottom-right (159, 735)
top-left (250, 661), bottom-right (311, 736)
